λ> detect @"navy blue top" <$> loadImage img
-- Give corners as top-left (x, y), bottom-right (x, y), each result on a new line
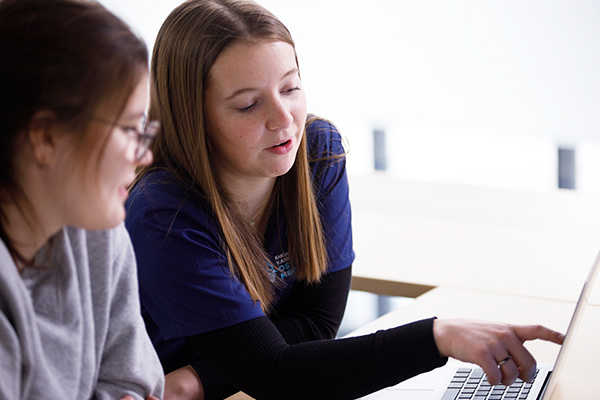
top-left (125, 118), bottom-right (355, 370)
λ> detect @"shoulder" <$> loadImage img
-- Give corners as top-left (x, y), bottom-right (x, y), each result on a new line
top-left (0, 238), bottom-right (38, 399)
top-left (126, 169), bottom-right (214, 230)
top-left (305, 115), bottom-right (346, 158)
top-left (128, 169), bottom-right (189, 211)
top-left (125, 171), bottom-right (223, 258)
top-left (304, 116), bottom-right (348, 195)
top-left (0, 237), bottom-right (29, 309)
top-left (62, 225), bottom-right (134, 283)
top-left (0, 237), bottom-right (17, 278)
top-left (305, 115), bottom-right (340, 136)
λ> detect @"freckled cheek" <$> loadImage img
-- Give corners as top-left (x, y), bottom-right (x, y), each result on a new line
top-left (293, 108), bottom-right (307, 135)
top-left (231, 122), bottom-right (262, 147)
top-left (294, 90), bottom-right (308, 117)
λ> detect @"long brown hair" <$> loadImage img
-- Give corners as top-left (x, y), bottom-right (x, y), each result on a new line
top-left (0, 0), bottom-right (148, 265)
top-left (136, 0), bottom-right (328, 311)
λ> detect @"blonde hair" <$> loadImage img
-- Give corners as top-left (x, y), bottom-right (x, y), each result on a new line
top-left (135, 0), bottom-right (328, 311)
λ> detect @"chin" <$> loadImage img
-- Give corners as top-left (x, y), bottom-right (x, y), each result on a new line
top-left (272, 160), bottom-right (296, 177)
top-left (88, 207), bottom-right (126, 231)
top-left (105, 210), bottom-right (126, 229)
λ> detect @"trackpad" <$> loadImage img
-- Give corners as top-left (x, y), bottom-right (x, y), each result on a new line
top-left (365, 389), bottom-right (433, 400)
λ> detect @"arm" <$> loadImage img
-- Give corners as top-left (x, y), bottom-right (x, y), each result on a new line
top-left (185, 266), bottom-right (353, 399)
top-left (188, 316), bottom-right (564, 400)
top-left (270, 265), bottom-right (352, 343)
top-left (0, 242), bottom-right (38, 400)
top-left (188, 316), bottom-right (445, 400)
top-left (0, 311), bottom-right (24, 399)
top-left (91, 226), bottom-right (165, 400)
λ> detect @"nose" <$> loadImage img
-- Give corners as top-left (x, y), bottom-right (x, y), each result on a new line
top-left (266, 96), bottom-right (293, 131)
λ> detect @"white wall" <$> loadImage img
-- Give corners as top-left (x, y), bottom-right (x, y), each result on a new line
top-left (100, 0), bottom-right (600, 193)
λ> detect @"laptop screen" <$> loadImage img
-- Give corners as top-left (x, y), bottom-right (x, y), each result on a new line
top-left (542, 253), bottom-right (600, 399)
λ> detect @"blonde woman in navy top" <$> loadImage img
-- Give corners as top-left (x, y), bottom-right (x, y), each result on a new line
top-left (125, 1), bottom-right (564, 399)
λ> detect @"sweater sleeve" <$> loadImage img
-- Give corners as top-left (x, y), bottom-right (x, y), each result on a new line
top-left (0, 242), bottom-right (33, 400)
top-left (0, 312), bottom-right (22, 399)
top-left (91, 226), bottom-right (165, 400)
top-left (188, 315), bottom-right (447, 400)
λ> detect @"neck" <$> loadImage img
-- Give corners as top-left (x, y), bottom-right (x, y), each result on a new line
top-left (220, 174), bottom-right (276, 228)
top-left (3, 203), bottom-right (54, 264)
top-left (4, 166), bottom-right (62, 264)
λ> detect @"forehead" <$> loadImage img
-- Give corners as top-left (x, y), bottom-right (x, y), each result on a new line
top-left (120, 72), bottom-right (149, 119)
top-left (207, 40), bottom-right (297, 93)
top-left (93, 71), bottom-right (149, 121)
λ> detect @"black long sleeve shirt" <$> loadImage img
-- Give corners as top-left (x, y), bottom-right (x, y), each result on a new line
top-left (188, 267), bottom-right (447, 400)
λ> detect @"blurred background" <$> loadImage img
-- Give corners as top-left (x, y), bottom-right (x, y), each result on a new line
top-left (100, 0), bottom-right (600, 334)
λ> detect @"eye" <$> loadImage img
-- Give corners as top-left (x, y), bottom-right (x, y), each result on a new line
top-left (283, 87), bottom-right (300, 95)
top-left (121, 126), bottom-right (139, 138)
top-left (237, 102), bottom-right (258, 114)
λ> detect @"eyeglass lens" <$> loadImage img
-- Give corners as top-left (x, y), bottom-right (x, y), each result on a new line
top-left (135, 120), bottom-right (160, 160)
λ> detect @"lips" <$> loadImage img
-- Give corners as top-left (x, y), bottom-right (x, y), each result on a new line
top-left (271, 139), bottom-right (291, 148)
top-left (118, 185), bottom-right (129, 199)
top-left (266, 138), bottom-right (294, 155)
top-left (119, 176), bottom-right (135, 198)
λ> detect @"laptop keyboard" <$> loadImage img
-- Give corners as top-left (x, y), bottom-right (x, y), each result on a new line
top-left (441, 367), bottom-right (538, 400)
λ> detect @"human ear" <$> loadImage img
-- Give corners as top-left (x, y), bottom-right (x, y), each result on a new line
top-left (27, 111), bottom-right (58, 168)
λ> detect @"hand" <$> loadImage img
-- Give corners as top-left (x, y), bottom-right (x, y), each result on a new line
top-left (164, 364), bottom-right (205, 400)
top-left (433, 319), bottom-right (564, 386)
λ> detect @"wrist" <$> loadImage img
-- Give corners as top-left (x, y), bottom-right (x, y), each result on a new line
top-left (432, 318), bottom-right (450, 358)
top-left (164, 365), bottom-right (205, 400)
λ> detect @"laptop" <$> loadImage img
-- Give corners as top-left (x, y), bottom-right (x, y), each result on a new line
top-left (361, 250), bottom-right (600, 400)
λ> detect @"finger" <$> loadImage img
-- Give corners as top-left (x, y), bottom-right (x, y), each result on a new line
top-left (509, 349), bottom-right (537, 382)
top-left (512, 325), bottom-right (565, 345)
top-left (119, 396), bottom-right (134, 400)
top-left (481, 355), bottom-right (503, 386)
top-left (503, 329), bottom-right (538, 382)
top-left (498, 358), bottom-right (520, 386)
top-left (481, 336), bottom-right (513, 386)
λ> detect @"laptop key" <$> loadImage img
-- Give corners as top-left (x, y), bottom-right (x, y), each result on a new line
top-left (471, 369), bottom-right (485, 379)
top-left (441, 388), bottom-right (461, 400)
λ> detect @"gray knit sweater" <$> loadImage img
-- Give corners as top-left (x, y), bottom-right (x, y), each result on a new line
top-left (0, 224), bottom-right (164, 399)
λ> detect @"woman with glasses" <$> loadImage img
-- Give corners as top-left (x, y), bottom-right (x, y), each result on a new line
top-left (125, 1), bottom-right (563, 399)
top-left (0, 0), bottom-right (163, 398)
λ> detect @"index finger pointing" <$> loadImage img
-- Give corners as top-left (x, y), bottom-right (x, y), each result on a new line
top-left (512, 325), bottom-right (565, 345)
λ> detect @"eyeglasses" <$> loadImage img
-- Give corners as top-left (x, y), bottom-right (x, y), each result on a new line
top-left (91, 115), bottom-right (160, 161)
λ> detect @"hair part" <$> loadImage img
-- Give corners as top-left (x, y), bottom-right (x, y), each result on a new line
top-left (137, 0), bottom-right (327, 311)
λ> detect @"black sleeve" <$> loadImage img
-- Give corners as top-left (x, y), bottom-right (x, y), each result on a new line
top-left (189, 267), bottom-right (353, 399)
top-left (270, 266), bottom-right (352, 343)
top-left (188, 316), bottom-right (447, 400)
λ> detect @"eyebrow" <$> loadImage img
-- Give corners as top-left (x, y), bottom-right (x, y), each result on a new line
top-left (119, 110), bottom-right (146, 122)
top-left (224, 67), bottom-right (299, 101)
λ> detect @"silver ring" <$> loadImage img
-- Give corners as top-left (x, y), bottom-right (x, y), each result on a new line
top-left (497, 356), bottom-right (512, 366)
